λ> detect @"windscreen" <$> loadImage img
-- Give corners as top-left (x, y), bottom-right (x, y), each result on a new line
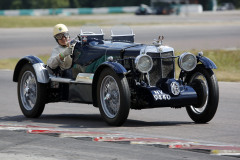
top-left (111, 25), bottom-right (134, 36)
top-left (80, 25), bottom-right (104, 35)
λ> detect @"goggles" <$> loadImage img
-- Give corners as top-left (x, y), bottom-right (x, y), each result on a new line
top-left (55, 32), bottom-right (70, 40)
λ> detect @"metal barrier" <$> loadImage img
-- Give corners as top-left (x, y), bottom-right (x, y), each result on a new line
top-left (0, 7), bottom-right (138, 16)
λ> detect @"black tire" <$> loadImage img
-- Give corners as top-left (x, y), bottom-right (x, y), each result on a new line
top-left (17, 64), bottom-right (46, 118)
top-left (97, 68), bottom-right (131, 126)
top-left (185, 64), bottom-right (219, 123)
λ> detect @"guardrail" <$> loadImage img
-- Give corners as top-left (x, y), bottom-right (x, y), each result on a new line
top-left (0, 7), bottom-right (138, 16)
top-left (0, 5), bottom-right (204, 16)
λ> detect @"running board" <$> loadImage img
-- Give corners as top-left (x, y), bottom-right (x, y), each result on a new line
top-left (50, 73), bottom-right (93, 84)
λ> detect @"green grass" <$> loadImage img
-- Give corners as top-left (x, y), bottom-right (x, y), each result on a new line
top-left (0, 16), bottom-right (101, 28)
top-left (202, 50), bottom-right (240, 82)
top-left (0, 49), bottom-right (240, 82)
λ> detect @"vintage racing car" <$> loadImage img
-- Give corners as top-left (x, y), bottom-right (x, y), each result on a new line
top-left (13, 25), bottom-right (219, 126)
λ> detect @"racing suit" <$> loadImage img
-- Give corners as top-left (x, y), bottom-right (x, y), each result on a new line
top-left (47, 44), bottom-right (72, 70)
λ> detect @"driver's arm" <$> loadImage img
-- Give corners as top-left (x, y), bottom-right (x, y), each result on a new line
top-left (47, 47), bottom-right (72, 70)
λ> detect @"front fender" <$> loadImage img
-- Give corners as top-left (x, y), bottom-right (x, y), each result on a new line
top-left (197, 56), bottom-right (217, 69)
top-left (13, 55), bottom-right (49, 83)
top-left (92, 61), bottom-right (127, 107)
top-left (98, 61), bottom-right (127, 74)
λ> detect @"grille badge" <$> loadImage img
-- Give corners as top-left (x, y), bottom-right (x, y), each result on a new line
top-left (170, 82), bottom-right (180, 96)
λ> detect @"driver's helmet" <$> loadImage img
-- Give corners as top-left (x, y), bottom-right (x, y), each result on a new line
top-left (53, 24), bottom-right (69, 40)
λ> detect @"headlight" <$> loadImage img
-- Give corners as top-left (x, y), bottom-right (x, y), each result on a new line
top-left (135, 54), bottom-right (153, 73)
top-left (178, 52), bottom-right (197, 72)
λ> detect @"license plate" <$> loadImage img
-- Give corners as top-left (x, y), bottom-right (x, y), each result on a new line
top-left (152, 90), bottom-right (171, 101)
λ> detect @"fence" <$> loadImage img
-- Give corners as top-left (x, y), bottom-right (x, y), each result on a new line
top-left (0, 7), bottom-right (138, 16)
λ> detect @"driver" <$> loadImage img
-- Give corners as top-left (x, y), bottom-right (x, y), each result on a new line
top-left (47, 24), bottom-right (73, 73)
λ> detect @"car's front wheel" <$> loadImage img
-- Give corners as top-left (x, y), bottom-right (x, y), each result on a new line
top-left (17, 64), bottom-right (46, 118)
top-left (97, 68), bottom-right (130, 126)
top-left (185, 64), bottom-right (219, 123)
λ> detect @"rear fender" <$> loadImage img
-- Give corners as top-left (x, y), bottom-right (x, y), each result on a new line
top-left (13, 55), bottom-right (49, 83)
top-left (92, 61), bottom-right (127, 107)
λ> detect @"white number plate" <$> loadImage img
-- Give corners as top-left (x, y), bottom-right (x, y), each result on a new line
top-left (152, 90), bottom-right (171, 101)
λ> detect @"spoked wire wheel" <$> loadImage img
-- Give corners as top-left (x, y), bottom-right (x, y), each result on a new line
top-left (97, 68), bottom-right (130, 126)
top-left (17, 64), bottom-right (46, 118)
top-left (20, 71), bottom-right (37, 110)
top-left (100, 75), bottom-right (120, 118)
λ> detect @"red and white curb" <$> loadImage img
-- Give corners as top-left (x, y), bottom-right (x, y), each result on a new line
top-left (0, 124), bottom-right (121, 138)
top-left (0, 124), bottom-right (54, 131)
top-left (1, 124), bottom-right (240, 157)
top-left (28, 129), bottom-right (121, 138)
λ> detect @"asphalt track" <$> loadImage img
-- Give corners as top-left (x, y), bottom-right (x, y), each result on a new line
top-left (1, 11), bottom-right (240, 159)
top-left (1, 24), bottom-right (240, 59)
top-left (0, 11), bottom-right (240, 59)
top-left (0, 70), bottom-right (240, 159)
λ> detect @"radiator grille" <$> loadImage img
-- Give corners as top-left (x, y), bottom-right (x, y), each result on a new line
top-left (147, 52), bottom-right (175, 86)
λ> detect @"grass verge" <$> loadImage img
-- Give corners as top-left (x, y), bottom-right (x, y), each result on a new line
top-left (0, 49), bottom-right (239, 82)
top-left (0, 16), bottom-right (101, 28)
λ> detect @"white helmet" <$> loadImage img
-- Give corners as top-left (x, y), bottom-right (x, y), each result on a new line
top-left (53, 24), bottom-right (69, 37)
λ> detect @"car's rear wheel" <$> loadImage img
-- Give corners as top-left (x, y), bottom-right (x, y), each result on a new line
top-left (185, 65), bottom-right (219, 123)
top-left (17, 64), bottom-right (46, 118)
top-left (97, 68), bottom-right (130, 126)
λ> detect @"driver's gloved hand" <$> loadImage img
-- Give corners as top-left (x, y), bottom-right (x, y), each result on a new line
top-left (62, 47), bottom-right (72, 56)
top-left (59, 47), bottom-right (72, 60)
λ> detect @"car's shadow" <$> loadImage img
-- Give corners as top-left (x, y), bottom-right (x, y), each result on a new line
top-left (0, 114), bottom-right (196, 129)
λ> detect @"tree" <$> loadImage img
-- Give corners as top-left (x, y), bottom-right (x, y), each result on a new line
top-left (1, 0), bottom-right (70, 9)
top-left (0, 0), bottom-right (14, 9)
top-left (0, 0), bottom-right (151, 9)
top-left (3, 0), bottom-right (239, 10)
